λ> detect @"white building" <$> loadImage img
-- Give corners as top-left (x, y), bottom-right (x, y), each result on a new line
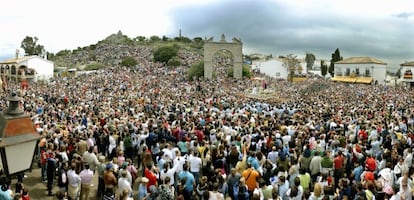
top-left (253, 58), bottom-right (307, 79)
top-left (0, 54), bottom-right (54, 83)
top-left (333, 57), bottom-right (387, 84)
top-left (398, 61), bottom-right (414, 87)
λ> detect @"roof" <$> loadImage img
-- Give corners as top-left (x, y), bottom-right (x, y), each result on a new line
top-left (335, 57), bottom-right (387, 65)
top-left (0, 55), bottom-right (53, 65)
top-left (401, 61), bottom-right (414, 66)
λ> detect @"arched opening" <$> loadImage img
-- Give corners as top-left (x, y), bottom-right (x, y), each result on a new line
top-left (203, 35), bottom-right (243, 79)
top-left (212, 49), bottom-right (234, 79)
top-left (18, 65), bottom-right (27, 75)
top-left (11, 65), bottom-right (16, 75)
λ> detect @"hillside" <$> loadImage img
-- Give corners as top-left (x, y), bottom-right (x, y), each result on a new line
top-left (50, 31), bottom-right (204, 69)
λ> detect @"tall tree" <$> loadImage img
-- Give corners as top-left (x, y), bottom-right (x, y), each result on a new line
top-left (285, 54), bottom-right (300, 82)
top-left (329, 48), bottom-right (343, 77)
top-left (20, 36), bottom-right (45, 56)
top-left (321, 60), bottom-right (328, 77)
top-left (305, 53), bottom-right (316, 72)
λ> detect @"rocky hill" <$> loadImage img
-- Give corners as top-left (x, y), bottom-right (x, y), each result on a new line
top-left (50, 31), bottom-right (203, 69)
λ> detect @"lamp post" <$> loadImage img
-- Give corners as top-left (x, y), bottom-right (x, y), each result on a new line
top-left (0, 92), bottom-right (40, 177)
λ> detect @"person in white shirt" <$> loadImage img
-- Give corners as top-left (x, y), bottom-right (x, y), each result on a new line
top-left (404, 148), bottom-right (413, 169)
top-left (188, 151), bottom-right (202, 183)
top-left (161, 144), bottom-right (173, 162)
top-left (208, 182), bottom-right (224, 200)
top-left (117, 170), bottom-right (132, 198)
top-left (83, 146), bottom-right (100, 173)
top-left (173, 150), bottom-right (186, 175)
top-left (67, 163), bottom-right (81, 200)
top-left (160, 162), bottom-right (178, 186)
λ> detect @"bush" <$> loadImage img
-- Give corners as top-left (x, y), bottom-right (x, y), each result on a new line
top-left (153, 45), bottom-right (179, 63)
top-left (167, 56), bottom-right (181, 67)
top-left (188, 61), bottom-right (204, 80)
top-left (226, 64), bottom-right (252, 78)
top-left (120, 56), bottom-right (138, 67)
top-left (84, 63), bottom-right (104, 71)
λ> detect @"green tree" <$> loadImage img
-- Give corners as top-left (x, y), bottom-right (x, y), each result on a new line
top-left (226, 64), bottom-right (252, 78)
top-left (56, 49), bottom-right (71, 57)
top-left (46, 52), bottom-right (55, 60)
top-left (174, 36), bottom-right (192, 43)
top-left (193, 37), bottom-right (203, 43)
top-left (321, 60), bottom-right (328, 77)
top-left (153, 45), bottom-right (179, 63)
top-left (188, 61), bottom-right (204, 80)
top-left (329, 48), bottom-right (343, 77)
top-left (135, 36), bottom-right (146, 42)
top-left (162, 35), bottom-right (170, 42)
top-left (120, 56), bottom-right (138, 67)
top-left (285, 54), bottom-right (300, 82)
top-left (20, 36), bottom-right (45, 56)
top-left (150, 35), bottom-right (161, 42)
top-left (305, 53), bottom-right (316, 72)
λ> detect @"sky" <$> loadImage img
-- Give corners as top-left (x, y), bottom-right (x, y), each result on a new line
top-left (1, 0), bottom-right (413, 69)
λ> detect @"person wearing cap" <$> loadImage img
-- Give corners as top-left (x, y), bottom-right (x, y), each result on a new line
top-left (79, 163), bottom-right (94, 200)
top-left (104, 163), bottom-right (118, 191)
top-left (138, 177), bottom-right (149, 200)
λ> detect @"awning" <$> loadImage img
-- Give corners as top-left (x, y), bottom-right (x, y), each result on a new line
top-left (331, 76), bottom-right (345, 81)
top-left (343, 77), bottom-right (357, 83)
top-left (356, 77), bottom-right (373, 84)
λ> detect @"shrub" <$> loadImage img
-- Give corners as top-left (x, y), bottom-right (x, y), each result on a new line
top-left (226, 64), bottom-right (252, 78)
top-left (167, 56), bottom-right (181, 67)
top-left (153, 45), bottom-right (179, 63)
top-left (188, 61), bottom-right (204, 80)
top-left (84, 63), bottom-right (104, 71)
top-left (120, 56), bottom-right (138, 67)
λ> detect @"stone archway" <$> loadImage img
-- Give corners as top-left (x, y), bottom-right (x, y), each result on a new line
top-left (204, 34), bottom-right (243, 79)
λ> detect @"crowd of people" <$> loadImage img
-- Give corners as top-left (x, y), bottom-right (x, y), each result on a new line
top-left (0, 45), bottom-right (414, 200)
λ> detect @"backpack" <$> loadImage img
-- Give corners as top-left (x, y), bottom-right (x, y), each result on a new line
top-left (233, 182), bottom-right (249, 200)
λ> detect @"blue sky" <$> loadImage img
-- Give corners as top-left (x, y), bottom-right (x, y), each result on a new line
top-left (1, 0), bottom-right (413, 68)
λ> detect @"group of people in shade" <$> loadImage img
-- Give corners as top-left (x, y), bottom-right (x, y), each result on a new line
top-left (0, 44), bottom-right (413, 200)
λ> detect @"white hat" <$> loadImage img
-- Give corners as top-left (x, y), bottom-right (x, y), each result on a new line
top-left (141, 177), bottom-right (149, 183)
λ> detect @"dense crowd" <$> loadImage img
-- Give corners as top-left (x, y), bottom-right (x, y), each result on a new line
top-left (1, 46), bottom-right (414, 200)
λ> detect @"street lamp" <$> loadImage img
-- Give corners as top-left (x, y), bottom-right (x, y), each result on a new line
top-left (0, 92), bottom-right (40, 177)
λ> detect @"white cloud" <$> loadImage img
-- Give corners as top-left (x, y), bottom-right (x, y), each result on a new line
top-left (0, 0), bottom-right (412, 66)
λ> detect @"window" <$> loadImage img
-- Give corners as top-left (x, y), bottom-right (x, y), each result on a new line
top-left (355, 68), bottom-right (360, 76)
top-left (365, 69), bottom-right (370, 77)
top-left (345, 68), bottom-right (350, 76)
